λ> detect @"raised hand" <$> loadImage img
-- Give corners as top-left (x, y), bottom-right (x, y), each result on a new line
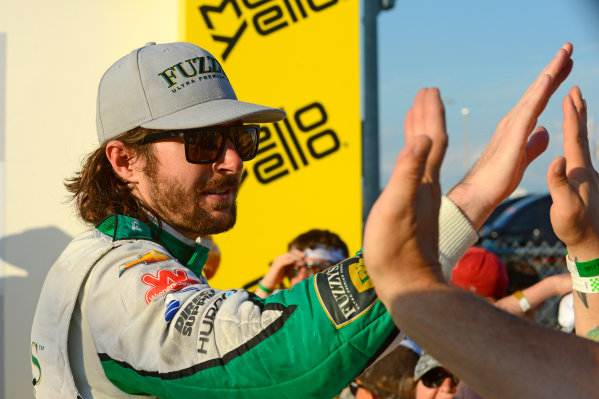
top-left (547, 86), bottom-right (599, 261)
top-left (255, 249), bottom-right (305, 298)
top-left (363, 88), bottom-right (447, 303)
top-left (448, 43), bottom-right (574, 230)
top-left (546, 86), bottom-right (599, 338)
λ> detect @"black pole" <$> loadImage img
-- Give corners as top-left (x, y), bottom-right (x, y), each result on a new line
top-left (362, 1), bottom-right (381, 225)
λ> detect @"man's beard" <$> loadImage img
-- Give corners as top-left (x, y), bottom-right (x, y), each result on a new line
top-left (147, 172), bottom-right (239, 237)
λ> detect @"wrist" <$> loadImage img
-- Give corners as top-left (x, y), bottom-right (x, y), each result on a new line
top-left (446, 184), bottom-right (492, 231)
top-left (513, 290), bottom-right (531, 313)
top-left (566, 243), bottom-right (599, 263)
top-left (565, 254), bottom-right (599, 293)
top-left (257, 281), bottom-right (274, 294)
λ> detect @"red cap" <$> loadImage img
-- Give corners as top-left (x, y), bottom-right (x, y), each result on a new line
top-left (451, 247), bottom-right (508, 299)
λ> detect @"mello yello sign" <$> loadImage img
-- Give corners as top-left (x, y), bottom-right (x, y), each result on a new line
top-left (180, 0), bottom-right (362, 289)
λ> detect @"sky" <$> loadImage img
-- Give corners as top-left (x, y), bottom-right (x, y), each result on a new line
top-left (376, 0), bottom-right (599, 196)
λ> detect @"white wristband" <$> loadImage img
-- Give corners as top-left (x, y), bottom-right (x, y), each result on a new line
top-left (513, 290), bottom-right (531, 313)
top-left (566, 255), bottom-right (599, 293)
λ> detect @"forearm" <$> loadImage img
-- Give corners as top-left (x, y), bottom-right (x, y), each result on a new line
top-left (565, 250), bottom-right (599, 338)
top-left (495, 275), bottom-right (565, 316)
top-left (387, 284), bottom-right (599, 399)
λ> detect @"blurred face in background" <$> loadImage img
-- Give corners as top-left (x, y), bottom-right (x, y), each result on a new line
top-left (289, 257), bottom-right (333, 286)
top-left (415, 368), bottom-right (458, 399)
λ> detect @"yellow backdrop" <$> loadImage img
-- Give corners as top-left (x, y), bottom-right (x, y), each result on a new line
top-left (181, 0), bottom-right (362, 289)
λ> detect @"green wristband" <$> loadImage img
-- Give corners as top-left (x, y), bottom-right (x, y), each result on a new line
top-left (567, 250), bottom-right (599, 277)
top-left (258, 282), bottom-right (273, 294)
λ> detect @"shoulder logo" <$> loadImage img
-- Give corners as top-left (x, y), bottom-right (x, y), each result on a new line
top-left (348, 258), bottom-right (374, 293)
top-left (119, 250), bottom-right (172, 276)
top-left (314, 256), bottom-right (378, 328)
top-left (141, 269), bottom-right (200, 304)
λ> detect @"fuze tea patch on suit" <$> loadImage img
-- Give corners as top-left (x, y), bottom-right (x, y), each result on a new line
top-left (314, 256), bottom-right (377, 328)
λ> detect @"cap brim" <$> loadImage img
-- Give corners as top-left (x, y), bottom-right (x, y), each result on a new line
top-left (141, 99), bottom-right (286, 130)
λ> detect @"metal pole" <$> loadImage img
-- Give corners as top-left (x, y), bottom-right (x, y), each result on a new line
top-left (362, 0), bottom-right (381, 224)
top-left (461, 107), bottom-right (470, 172)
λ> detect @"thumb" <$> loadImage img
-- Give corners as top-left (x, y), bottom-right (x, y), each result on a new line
top-left (546, 157), bottom-right (573, 201)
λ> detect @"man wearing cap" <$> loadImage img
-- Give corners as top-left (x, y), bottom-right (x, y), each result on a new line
top-left (31, 41), bottom-right (572, 399)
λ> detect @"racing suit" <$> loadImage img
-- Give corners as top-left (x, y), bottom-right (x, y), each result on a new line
top-left (31, 197), bottom-right (476, 398)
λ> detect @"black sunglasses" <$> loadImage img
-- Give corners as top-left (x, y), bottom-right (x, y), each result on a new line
top-left (421, 368), bottom-right (459, 388)
top-left (140, 124), bottom-right (260, 164)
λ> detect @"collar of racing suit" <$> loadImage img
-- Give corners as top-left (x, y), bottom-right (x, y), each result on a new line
top-left (95, 214), bottom-right (211, 276)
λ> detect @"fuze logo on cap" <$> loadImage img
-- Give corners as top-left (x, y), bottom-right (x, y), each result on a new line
top-left (158, 56), bottom-right (228, 88)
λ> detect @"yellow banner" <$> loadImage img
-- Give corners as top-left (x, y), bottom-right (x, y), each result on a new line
top-left (181, 0), bottom-right (362, 289)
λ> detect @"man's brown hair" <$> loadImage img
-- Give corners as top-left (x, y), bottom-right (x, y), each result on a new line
top-left (65, 127), bottom-right (158, 225)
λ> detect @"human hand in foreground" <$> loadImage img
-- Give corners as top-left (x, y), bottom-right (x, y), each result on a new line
top-left (448, 43), bottom-right (573, 230)
top-left (363, 88), bottom-right (447, 302)
top-left (547, 86), bottom-right (599, 260)
top-left (546, 86), bottom-right (599, 337)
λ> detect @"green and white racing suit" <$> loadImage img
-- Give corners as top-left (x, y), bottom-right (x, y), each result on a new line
top-left (31, 197), bottom-right (476, 399)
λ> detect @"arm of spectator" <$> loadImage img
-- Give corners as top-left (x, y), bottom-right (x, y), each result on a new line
top-left (547, 86), bottom-right (599, 339)
top-left (495, 273), bottom-right (572, 316)
top-left (447, 43), bottom-right (573, 231)
top-left (255, 250), bottom-right (305, 298)
top-left (364, 82), bottom-right (599, 399)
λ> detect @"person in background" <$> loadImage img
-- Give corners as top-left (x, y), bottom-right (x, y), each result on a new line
top-left (451, 247), bottom-right (572, 319)
top-left (413, 353), bottom-right (459, 399)
top-left (255, 229), bottom-right (349, 298)
top-left (450, 246), bottom-right (508, 301)
top-left (338, 337), bottom-right (421, 399)
top-left (504, 259), bottom-right (541, 294)
top-left (202, 235), bottom-right (221, 280)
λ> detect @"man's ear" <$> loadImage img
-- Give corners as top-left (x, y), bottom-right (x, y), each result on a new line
top-left (106, 140), bottom-right (143, 184)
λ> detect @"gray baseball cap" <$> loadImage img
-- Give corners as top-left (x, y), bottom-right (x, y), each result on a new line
top-left (96, 42), bottom-right (286, 143)
top-left (414, 352), bottom-right (442, 382)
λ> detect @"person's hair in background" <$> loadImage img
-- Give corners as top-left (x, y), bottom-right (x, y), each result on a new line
top-left (287, 229), bottom-right (349, 257)
top-left (64, 127), bottom-right (159, 225)
top-left (504, 259), bottom-right (540, 295)
top-left (450, 246), bottom-right (508, 301)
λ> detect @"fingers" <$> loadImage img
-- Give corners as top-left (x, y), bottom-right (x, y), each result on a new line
top-left (520, 43), bottom-right (573, 108)
top-left (524, 126), bottom-right (550, 166)
top-left (563, 86), bottom-right (591, 172)
top-left (403, 88), bottom-right (448, 181)
top-left (385, 136), bottom-right (433, 206)
top-left (547, 156), bottom-right (576, 206)
top-left (511, 44), bottom-right (574, 131)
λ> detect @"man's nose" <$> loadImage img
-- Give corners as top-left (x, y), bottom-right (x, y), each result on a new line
top-left (214, 137), bottom-right (243, 172)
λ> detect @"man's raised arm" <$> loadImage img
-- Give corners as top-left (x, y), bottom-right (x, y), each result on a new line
top-left (547, 86), bottom-right (599, 338)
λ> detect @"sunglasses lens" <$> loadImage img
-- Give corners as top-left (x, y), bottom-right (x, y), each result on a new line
top-left (185, 126), bottom-right (259, 163)
top-left (233, 127), bottom-right (259, 161)
top-left (186, 131), bottom-right (223, 163)
top-left (421, 369), bottom-right (458, 388)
